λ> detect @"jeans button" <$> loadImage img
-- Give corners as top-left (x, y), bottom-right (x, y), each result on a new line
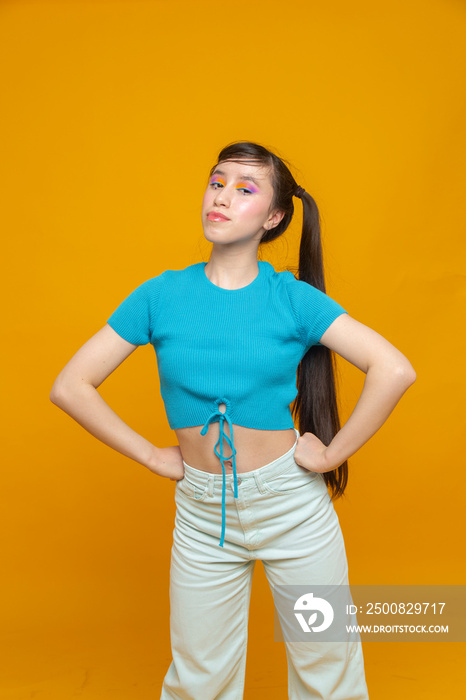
top-left (237, 477), bottom-right (242, 485)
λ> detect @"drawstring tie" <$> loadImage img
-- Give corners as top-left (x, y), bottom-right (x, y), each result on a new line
top-left (200, 398), bottom-right (238, 547)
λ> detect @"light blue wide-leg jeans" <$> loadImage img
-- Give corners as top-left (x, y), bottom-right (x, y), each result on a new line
top-left (160, 429), bottom-right (369, 700)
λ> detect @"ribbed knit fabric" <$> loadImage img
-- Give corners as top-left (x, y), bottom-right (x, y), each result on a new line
top-left (107, 261), bottom-right (347, 546)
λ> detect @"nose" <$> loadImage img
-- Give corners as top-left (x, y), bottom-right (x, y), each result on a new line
top-left (213, 186), bottom-right (230, 207)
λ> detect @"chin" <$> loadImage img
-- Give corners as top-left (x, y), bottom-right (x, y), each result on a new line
top-left (202, 228), bottom-right (219, 243)
top-left (203, 222), bottom-right (227, 238)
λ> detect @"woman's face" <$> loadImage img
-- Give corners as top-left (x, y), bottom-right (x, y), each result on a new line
top-left (201, 160), bottom-right (284, 248)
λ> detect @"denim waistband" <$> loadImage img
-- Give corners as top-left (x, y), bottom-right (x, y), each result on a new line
top-left (182, 427), bottom-right (300, 547)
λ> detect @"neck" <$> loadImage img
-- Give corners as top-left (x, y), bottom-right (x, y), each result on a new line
top-left (204, 249), bottom-right (260, 290)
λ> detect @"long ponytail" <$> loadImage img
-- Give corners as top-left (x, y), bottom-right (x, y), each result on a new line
top-left (292, 190), bottom-right (348, 499)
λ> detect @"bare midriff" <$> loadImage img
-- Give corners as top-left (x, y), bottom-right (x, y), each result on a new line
top-left (174, 424), bottom-right (297, 474)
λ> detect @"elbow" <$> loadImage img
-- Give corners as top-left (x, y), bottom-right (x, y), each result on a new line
top-left (50, 373), bottom-right (77, 409)
top-left (50, 375), bottom-right (67, 408)
top-left (50, 372), bottom-right (94, 409)
top-left (392, 360), bottom-right (417, 389)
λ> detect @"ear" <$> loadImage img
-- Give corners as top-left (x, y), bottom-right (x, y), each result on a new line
top-left (265, 209), bottom-right (285, 230)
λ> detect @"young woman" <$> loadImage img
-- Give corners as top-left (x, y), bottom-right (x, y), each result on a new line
top-left (50, 141), bottom-right (416, 699)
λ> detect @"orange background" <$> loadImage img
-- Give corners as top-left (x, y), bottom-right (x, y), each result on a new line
top-left (1, 0), bottom-right (465, 698)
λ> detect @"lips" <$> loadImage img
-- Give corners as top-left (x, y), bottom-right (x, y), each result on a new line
top-left (207, 211), bottom-right (230, 222)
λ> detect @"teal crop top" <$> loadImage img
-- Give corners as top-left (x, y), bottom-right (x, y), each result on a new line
top-left (107, 261), bottom-right (347, 546)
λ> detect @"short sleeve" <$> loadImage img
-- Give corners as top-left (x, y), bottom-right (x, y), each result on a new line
top-left (107, 274), bottom-right (164, 346)
top-left (284, 274), bottom-right (347, 349)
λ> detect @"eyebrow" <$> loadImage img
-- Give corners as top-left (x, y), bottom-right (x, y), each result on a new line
top-left (211, 169), bottom-right (262, 187)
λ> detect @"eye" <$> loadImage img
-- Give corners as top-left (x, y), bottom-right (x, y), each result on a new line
top-left (236, 187), bottom-right (253, 195)
top-left (210, 180), bottom-right (224, 189)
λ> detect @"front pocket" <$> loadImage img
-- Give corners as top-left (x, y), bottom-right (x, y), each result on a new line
top-left (176, 475), bottom-right (209, 501)
top-left (262, 461), bottom-right (320, 495)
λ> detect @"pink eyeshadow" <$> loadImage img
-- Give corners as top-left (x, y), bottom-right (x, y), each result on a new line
top-left (237, 181), bottom-right (259, 193)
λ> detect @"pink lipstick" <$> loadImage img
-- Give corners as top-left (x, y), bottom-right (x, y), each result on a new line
top-left (207, 212), bottom-right (230, 222)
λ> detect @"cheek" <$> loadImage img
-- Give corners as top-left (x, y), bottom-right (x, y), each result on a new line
top-left (201, 189), bottom-right (212, 211)
top-left (238, 198), bottom-right (269, 219)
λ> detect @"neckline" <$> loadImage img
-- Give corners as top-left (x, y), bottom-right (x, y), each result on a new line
top-left (201, 261), bottom-right (264, 293)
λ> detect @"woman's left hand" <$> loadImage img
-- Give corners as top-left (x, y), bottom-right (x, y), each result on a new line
top-left (294, 432), bottom-right (332, 474)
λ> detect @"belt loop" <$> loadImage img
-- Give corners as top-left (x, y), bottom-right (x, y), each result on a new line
top-left (254, 470), bottom-right (268, 494)
top-left (207, 475), bottom-right (214, 498)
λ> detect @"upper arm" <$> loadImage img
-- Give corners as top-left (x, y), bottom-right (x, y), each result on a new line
top-left (52, 324), bottom-right (139, 393)
top-left (319, 313), bottom-right (415, 375)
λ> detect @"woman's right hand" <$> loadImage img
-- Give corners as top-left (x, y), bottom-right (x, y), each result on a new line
top-left (148, 445), bottom-right (185, 482)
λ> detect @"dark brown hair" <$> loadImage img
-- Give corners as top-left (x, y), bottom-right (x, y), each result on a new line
top-left (210, 141), bottom-right (348, 499)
